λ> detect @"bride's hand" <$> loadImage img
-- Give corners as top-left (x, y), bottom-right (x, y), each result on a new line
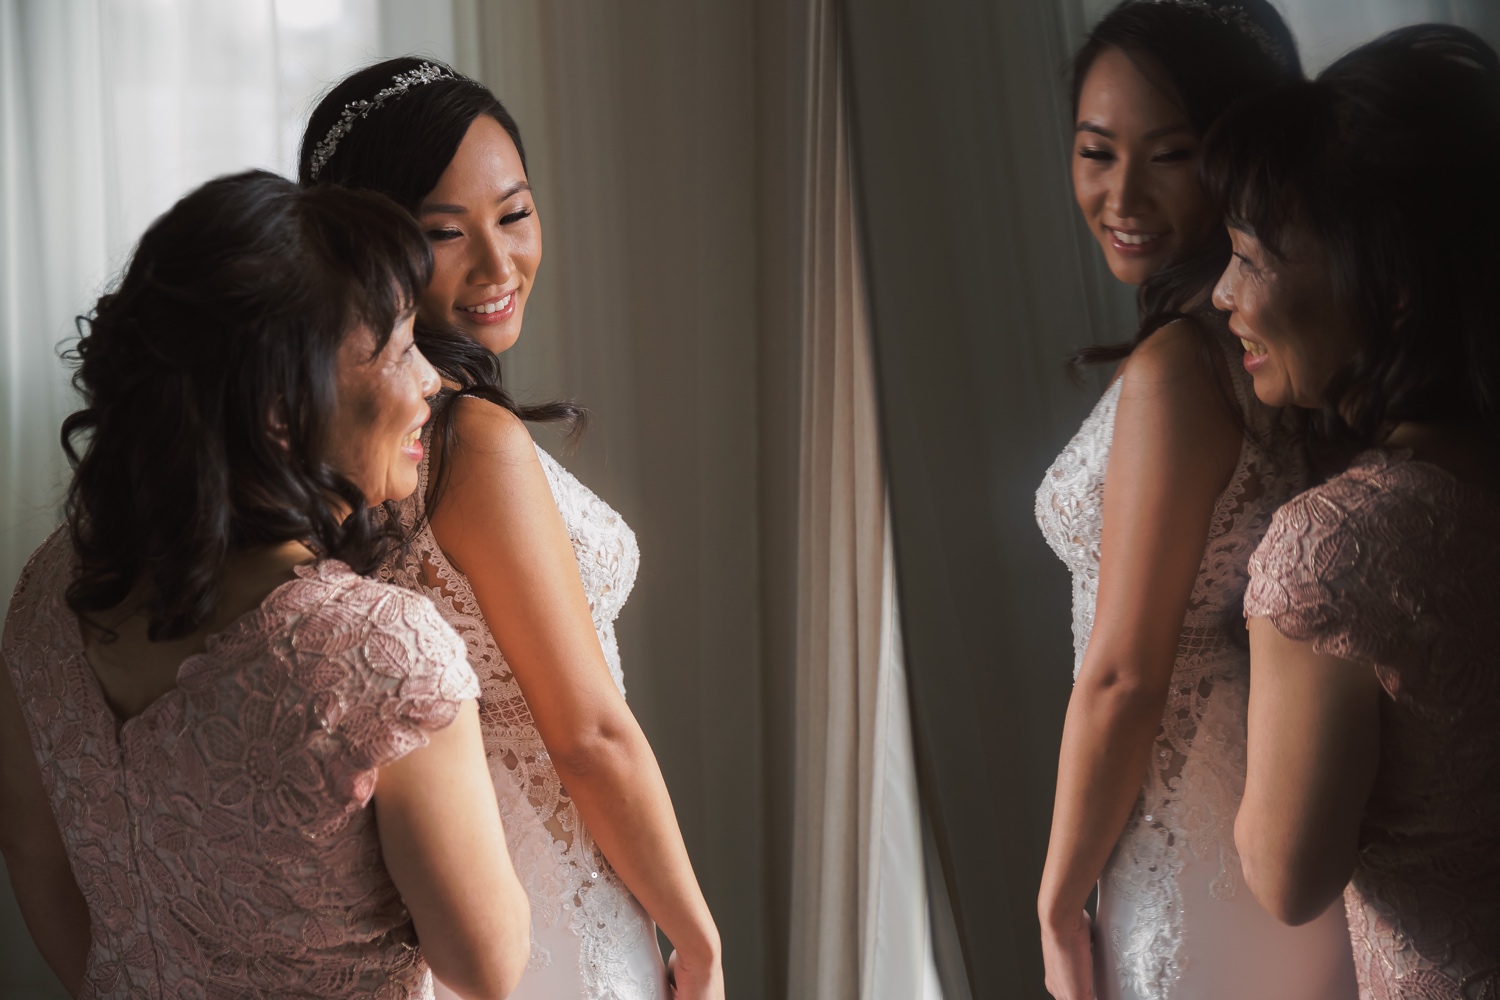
top-left (1041, 909), bottom-right (1095, 1000)
top-left (667, 946), bottom-right (725, 1000)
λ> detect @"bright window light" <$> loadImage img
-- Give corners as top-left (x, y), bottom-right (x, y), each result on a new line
top-left (275, 0), bottom-right (343, 32)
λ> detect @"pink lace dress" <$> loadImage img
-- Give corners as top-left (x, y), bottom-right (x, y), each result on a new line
top-left (1245, 451), bottom-right (1500, 1000)
top-left (2, 529), bottom-right (480, 1000)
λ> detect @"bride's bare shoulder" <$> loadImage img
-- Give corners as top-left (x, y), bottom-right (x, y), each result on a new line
top-left (446, 395), bottom-right (535, 457)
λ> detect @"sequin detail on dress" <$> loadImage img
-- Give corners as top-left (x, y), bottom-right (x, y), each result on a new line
top-left (379, 433), bottom-right (663, 1000)
top-left (2, 530), bottom-right (479, 1000)
top-left (1246, 452), bottom-right (1500, 1000)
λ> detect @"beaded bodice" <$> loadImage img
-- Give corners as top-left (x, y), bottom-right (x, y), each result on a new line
top-left (379, 431), bottom-right (659, 999)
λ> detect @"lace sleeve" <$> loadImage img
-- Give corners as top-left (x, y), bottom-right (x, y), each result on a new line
top-left (1244, 474), bottom-right (1410, 670)
top-left (293, 581), bottom-right (480, 813)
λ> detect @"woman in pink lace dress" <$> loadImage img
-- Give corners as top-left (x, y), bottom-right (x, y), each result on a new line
top-left (1203, 26), bottom-right (1500, 999)
top-left (0, 171), bottom-right (530, 998)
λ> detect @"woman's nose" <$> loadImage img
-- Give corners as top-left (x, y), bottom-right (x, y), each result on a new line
top-left (1212, 267), bottom-right (1235, 312)
top-left (413, 345), bottom-right (441, 396)
top-left (471, 229), bottom-right (516, 287)
top-left (1107, 155), bottom-right (1152, 221)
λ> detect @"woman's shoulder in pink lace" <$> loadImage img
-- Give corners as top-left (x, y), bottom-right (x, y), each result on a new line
top-left (209, 559), bottom-right (480, 804)
top-left (1245, 450), bottom-right (1500, 671)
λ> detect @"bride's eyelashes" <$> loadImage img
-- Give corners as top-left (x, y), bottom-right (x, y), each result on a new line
top-left (425, 209), bottom-right (532, 243)
top-left (1076, 146), bottom-right (1195, 164)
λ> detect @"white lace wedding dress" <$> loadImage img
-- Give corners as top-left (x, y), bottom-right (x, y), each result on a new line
top-left (380, 432), bottom-right (667, 1000)
top-left (1035, 335), bottom-right (1357, 1000)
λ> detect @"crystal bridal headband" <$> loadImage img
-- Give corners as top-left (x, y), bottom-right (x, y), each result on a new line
top-left (309, 62), bottom-right (457, 180)
top-left (1144, 0), bottom-right (1292, 70)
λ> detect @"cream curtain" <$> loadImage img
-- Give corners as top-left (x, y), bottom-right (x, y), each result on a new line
top-left (786, 1), bottom-right (941, 998)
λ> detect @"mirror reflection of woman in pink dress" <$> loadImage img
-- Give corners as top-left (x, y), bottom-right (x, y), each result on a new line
top-left (1034, 3), bottom-right (1358, 998)
top-left (1207, 25), bottom-right (1500, 999)
top-left (300, 61), bottom-right (722, 1000)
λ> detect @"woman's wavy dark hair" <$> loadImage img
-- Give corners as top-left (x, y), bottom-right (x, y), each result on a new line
top-left (1202, 25), bottom-right (1500, 461)
top-left (63, 170), bottom-right (431, 640)
top-left (299, 57), bottom-right (583, 508)
top-left (1068, 0), bottom-right (1302, 369)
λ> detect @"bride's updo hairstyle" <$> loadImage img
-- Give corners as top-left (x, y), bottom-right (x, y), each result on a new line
top-left (1202, 25), bottom-right (1500, 458)
top-left (1070, 0), bottom-right (1302, 366)
top-left (299, 57), bottom-right (581, 440)
top-left (63, 170), bottom-right (430, 640)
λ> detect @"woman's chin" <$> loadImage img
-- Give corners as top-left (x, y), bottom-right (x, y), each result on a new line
top-left (1103, 254), bottom-right (1154, 288)
top-left (469, 318), bottom-right (521, 355)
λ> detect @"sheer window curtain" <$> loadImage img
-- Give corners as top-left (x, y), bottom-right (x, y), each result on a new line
top-left (0, 0), bottom-right (387, 600)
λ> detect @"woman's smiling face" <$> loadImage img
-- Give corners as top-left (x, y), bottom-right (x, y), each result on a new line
top-left (1213, 225), bottom-right (1359, 409)
top-left (1072, 46), bottom-right (1216, 286)
top-left (326, 312), bottom-right (439, 506)
top-left (417, 115), bottom-right (540, 354)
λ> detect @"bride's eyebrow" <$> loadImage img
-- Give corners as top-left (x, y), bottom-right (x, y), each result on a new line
top-left (1075, 122), bottom-right (1193, 139)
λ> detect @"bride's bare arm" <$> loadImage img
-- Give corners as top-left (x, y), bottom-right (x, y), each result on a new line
top-left (427, 397), bottom-right (722, 995)
top-left (1038, 324), bottom-right (1240, 997)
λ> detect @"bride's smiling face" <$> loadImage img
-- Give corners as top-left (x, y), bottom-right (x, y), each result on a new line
top-left (417, 115), bottom-right (540, 354)
top-left (1072, 46), bottom-right (1215, 286)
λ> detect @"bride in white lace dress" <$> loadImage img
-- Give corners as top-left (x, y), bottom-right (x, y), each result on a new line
top-left (1035, 5), bottom-right (1355, 999)
top-left (300, 60), bottom-right (722, 1000)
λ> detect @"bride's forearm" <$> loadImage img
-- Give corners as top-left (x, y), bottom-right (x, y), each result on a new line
top-left (550, 716), bottom-right (721, 964)
top-left (1039, 663), bottom-right (1166, 929)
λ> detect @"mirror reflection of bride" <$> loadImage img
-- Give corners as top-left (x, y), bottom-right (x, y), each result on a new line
top-left (1034, 3), bottom-right (1356, 998)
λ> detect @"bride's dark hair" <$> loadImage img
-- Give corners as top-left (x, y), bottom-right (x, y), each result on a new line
top-left (299, 58), bottom-right (584, 504)
top-left (1067, 0), bottom-right (1302, 369)
top-left (64, 171), bottom-right (429, 640)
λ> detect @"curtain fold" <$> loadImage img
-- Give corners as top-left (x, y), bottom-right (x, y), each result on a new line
top-left (787, 2), bottom-right (938, 998)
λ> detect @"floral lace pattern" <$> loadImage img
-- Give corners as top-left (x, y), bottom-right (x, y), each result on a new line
top-left (1035, 336), bottom-right (1307, 999)
top-left (379, 433), bottom-right (662, 1000)
top-left (2, 529), bottom-right (479, 1000)
top-left (1245, 452), bottom-right (1500, 1000)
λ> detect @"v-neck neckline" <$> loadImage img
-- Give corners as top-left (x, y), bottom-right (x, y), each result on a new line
top-left (66, 564), bottom-right (324, 737)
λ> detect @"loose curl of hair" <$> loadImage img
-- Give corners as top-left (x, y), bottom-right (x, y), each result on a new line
top-left (1067, 0), bottom-right (1302, 371)
top-left (1201, 25), bottom-right (1500, 464)
top-left (300, 57), bottom-right (584, 510)
top-left (63, 170), bottom-right (433, 641)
